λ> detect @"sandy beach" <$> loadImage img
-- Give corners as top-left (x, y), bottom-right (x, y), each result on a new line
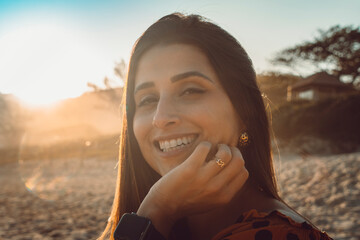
top-left (274, 152), bottom-right (360, 239)
top-left (0, 152), bottom-right (359, 240)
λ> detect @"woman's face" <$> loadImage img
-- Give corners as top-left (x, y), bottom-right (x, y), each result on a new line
top-left (133, 44), bottom-right (243, 176)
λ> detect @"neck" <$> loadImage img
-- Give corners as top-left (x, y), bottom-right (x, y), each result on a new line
top-left (186, 181), bottom-right (278, 240)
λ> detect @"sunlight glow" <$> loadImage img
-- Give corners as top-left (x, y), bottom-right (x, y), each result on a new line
top-left (0, 21), bottom-right (111, 107)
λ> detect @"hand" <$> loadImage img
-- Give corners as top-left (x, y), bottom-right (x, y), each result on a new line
top-left (137, 141), bottom-right (249, 237)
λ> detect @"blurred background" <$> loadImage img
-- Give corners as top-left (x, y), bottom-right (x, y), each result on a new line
top-left (0, 0), bottom-right (359, 239)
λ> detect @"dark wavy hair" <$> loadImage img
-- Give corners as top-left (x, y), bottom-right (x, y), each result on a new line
top-left (100, 12), bottom-right (279, 240)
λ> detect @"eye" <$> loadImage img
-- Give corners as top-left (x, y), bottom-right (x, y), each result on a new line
top-left (181, 88), bottom-right (205, 96)
top-left (137, 95), bottom-right (158, 107)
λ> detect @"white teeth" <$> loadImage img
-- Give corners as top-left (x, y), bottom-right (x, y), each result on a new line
top-left (170, 139), bottom-right (177, 147)
top-left (158, 135), bottom-right (195, 152)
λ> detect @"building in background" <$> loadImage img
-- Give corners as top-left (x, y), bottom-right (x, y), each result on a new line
top-left (287, 72), bottom-right (354, 101)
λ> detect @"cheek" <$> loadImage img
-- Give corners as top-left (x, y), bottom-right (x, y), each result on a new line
top-left (204, 103), bottom-right (240, 145)
top-left (133, 115), bottom-right (156, 169)
top-left (133, 114), bottom-right (152, 147)
top-left (189, 105), bottom-right (226, 137)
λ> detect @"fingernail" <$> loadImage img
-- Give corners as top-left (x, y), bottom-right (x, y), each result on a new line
top-left (202, 141), bottom-right (212, 148)
top-left (217, 143), bottom-right (227, 148)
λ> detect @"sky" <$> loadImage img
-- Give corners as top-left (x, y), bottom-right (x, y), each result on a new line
top-left (0, 0), bottom-right (359, 106)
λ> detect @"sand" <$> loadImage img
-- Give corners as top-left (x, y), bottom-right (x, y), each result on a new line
top-left (0, 158), bottom-right (117, 240)
top-left (0, 153), bottom-right (359, 240)
top-left (274, 152), bottom-right (360, 239)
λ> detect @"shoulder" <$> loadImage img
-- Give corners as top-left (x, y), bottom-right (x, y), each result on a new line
top-left (211, 209), bottom-right (333, 240)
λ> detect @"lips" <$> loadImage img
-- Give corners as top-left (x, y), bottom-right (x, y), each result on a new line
top-left (157, 135), bottom-right (196, 152)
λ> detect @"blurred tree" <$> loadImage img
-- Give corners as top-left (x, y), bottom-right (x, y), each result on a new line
top-left (87, 82), bottom-right (100, 92)
top-left (114, 58), bottom-right (127, 81)
top-left (272, 25), bottom-right (360, 87)
top-left (0, 95), bottom-right (8, 132)
top-left (0, 93), bottom-right (26, 148)
top-left (87, 58), bottom-right (127, 92)
top-left (86, 59), bottom-right (127, 106)
top-left (104, 77), bottom-right (111, 89)
top-left (257, 72), bottom-right (301, 107)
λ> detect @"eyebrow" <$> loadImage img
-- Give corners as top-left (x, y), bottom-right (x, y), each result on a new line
top-left (170, 71), bottom-right (213, 83)
top-left (134, 71), bottom-right (213, 94)
top-left (134, 82), bottom-right (154, 94)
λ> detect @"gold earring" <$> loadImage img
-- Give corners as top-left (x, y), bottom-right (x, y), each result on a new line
top-left (238, 131), bottom-right (250, 147)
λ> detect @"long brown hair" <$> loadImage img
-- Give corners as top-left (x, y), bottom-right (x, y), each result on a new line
top-left (99, 13), bottom-right (280, 239)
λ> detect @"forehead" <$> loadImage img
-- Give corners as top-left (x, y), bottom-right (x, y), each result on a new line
top-left (134, 44), bottom-right (219, 85)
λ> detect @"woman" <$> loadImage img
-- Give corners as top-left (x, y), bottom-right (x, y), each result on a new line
top-left (100, 13), bottom-right (332, 240)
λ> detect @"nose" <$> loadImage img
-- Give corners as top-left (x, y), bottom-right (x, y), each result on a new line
top-left (152, 97), bottom-right (181, 129)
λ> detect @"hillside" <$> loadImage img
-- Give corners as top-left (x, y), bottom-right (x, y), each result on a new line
top-left (25, 88), bottom-right (123, 140)
top-left (272, 93), bottom-right (360, 154)
top-left (0, 89), bottom-right (123, 164)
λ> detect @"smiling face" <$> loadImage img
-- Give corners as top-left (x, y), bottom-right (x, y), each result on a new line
top-left (133, 44), bottom-right (243, 176)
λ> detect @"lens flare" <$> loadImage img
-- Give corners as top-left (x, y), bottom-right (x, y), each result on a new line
top-left (18, 133), bottom-right (84, 201)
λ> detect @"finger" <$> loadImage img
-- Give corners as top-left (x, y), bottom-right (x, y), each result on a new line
top-left (212, 165), bottom-right (248, 205)
top-left (220, 147), bottom-right (245, 180)
top-left (200, 149), bottom-right (247, 204)
top-left (208, 146), bottom-right (245, 187)
top-left (203, 144), bottom-right (232, 177)
top-left (183, 141), bottom-right (212, 168)
top-left (213, 166), bottom-right (249, 205)
top-left (222, 166), bottom-right (249, 201)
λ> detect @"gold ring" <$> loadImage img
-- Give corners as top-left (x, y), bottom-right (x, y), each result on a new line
top-left (215, 157), bottom-right (225, 168)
